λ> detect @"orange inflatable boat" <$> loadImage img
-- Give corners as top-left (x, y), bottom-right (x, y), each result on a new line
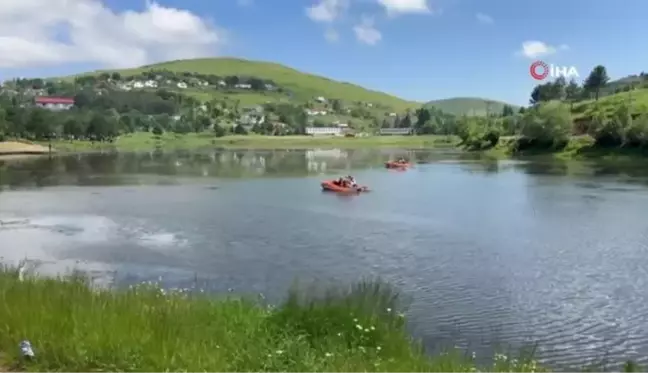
top-left (321, 180), bottom-right (369, 193)
top-left (385, 161), bottom-right (410, 169)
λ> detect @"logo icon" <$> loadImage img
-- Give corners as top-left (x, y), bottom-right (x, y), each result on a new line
top-left (530, 60), bottom-right (549, 80)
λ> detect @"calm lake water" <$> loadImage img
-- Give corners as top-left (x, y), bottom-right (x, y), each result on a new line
top-left (2, 148), bottom-right (648, 369)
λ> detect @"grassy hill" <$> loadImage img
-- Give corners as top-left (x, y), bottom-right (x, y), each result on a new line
top-left (69, 58), bottom-right (420, 112)
top-left (572, 87), bottom-right (648, 120)
top-left (424, 97), bottom-right (519, 116)
top-left (598, 74), bottom-right (648, 97)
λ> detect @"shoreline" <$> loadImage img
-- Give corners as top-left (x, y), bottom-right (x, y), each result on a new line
top-left (3, 134), bottom-right (648, 162)
top-left (0, 141), bottom-right (53, 158)
top-left (36, 133), bottom-right (460, 152)
top-left (472, 136), bottom-right (648, 162)
top-left (3, 267), bottom-right (638, 372)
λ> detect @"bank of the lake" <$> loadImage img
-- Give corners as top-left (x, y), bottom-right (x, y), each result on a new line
top-left (0, 141), bottom-right (52, 157)
top-left (44, 133), bottom-right (459, 152)
top-left (475, 135), bottom-right (648, 162)
top-left (0, 270), bottom-right (541, 372)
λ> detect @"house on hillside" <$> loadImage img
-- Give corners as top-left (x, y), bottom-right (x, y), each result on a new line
top-left (145, 80), bottom-right (158, 88)
top-left (177, 82), bottom-right (188, 89)
top-left (34, 96), bottom-right (74, 110)
top-left (235, 83), bottom-right (252, 89)
top-left (133, 81), bottom-right (144, 89)
top-left (315, 96), bottom-right (327, 103)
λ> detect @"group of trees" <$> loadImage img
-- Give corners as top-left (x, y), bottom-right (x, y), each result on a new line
top-left (412, 107), bottom-right (457, 135)
top-left (527, 65), bottom-right (648, 107)
top-left (0, 88), bottom-right (237, 142)
top-left (456, 103), bottom-right (648, 152)
top-left (450, 64), bottom-right (648, 152)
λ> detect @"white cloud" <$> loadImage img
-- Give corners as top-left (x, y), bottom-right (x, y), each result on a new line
top-left (324, 28), bottom-right (340, 43)
top-left (516, 41), bottom-right (569, 59)
top-left (476, 13), bottom-right (493, 24)
top-left (353, 16), bottom-right (381, 45)
top-left (306, 0), bottom-right (349, 23)
top-left (0, 0), bottom-right (226, 69)
top-left (376, 0), bottom-right (431, 15)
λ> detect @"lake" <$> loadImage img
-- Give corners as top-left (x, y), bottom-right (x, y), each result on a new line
top-left (2, 148), bottom-right (648, 369)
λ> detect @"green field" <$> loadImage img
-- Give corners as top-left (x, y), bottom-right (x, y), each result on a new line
top-left (47, 133), bottom-right (459, 152)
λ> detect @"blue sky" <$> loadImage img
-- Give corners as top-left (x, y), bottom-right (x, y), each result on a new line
top-left (1, 0), bottom-right (646, 106)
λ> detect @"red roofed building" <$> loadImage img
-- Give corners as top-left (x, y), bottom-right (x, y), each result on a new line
top-left (34, 96), bottom-right (75, 111)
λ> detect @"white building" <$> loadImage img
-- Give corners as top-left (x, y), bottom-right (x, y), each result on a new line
top-left (235, 83), bottom-right (252, 89)
top-left (305, 127), bottom-right (343, 136)
top-left (305, 109), bottom-right (327, 116)
top-left (177, 82), bottom-right (188, 89)
top-left (379, 128), bottom-right (413, 135)
top-left (315, 96), bottom-right (327, 103)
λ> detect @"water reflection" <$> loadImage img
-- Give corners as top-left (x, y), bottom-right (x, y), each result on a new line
top-left (3, 149), bottom-right (648, 190)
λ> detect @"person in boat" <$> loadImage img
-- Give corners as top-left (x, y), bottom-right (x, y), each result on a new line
top-left (346, 175), bottom-right (357, 187)
top-left (335, 177), bottom-right (345, 186)
top-left (397, 158), bottom-right (407, 164)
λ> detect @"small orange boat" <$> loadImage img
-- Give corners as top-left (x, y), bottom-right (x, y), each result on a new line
top-left (321, 180), bottom-right (369, 194)
top-left (385, 161), bottom-right (410, 169)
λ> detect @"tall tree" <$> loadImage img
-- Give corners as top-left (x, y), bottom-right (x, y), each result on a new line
top-left (564, 79), bottom-right (581, 110)
top-left (416, 108), bottom-right (431, 126)
top-left (584, 65), bottom-right (610, 100)
top-left (550, 77), bottom-right (567, 100)
top-left (392, 114), bottom-right (401, 128)
top-left (501, 105), bottom-right (514, 117)
top-left (400, 113), bottom-right (412, 128)
top-left (331, 99), bottom-right (342, 112)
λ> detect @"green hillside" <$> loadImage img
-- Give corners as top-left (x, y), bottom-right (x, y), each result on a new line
top-left (572, 87), bottom-right (648, 119)
top-left (424, 97), bottom-right (519, 116)
top-left (599, 73), bottom-right (648, 97)
top-left (70, 57), bottom-right (420, 112)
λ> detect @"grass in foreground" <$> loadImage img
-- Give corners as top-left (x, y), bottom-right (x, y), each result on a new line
top-left (0, 268), bottom-right (545, 372)
top-left (47, 133), bottom-right (459, 152)
top-left (0, 268), bottom-right (642, 372)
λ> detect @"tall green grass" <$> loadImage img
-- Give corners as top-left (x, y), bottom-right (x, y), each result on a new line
top-left (0, 268), bottom-right (547, 372)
